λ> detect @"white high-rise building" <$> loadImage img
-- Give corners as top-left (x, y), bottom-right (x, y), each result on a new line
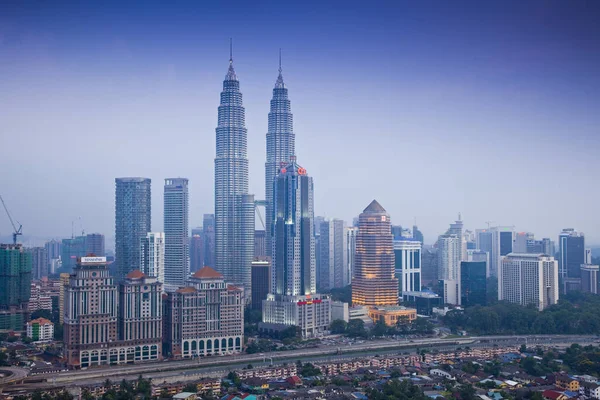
top-left (438, 234), bottom-right (461, 281)
top-left (164, 178), bottom-right (189, 289)
top-left (394, 237), bottom-right (422, 295)
top-left (345, 226), bottom-right (358, 284)
top-left (499, 253), bottom-right (559, 311)
top-left (141, 232), bottom-right (165, 286)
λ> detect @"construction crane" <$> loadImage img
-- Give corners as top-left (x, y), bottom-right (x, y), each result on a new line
top-left (0, 194), bottom-right (23, 245)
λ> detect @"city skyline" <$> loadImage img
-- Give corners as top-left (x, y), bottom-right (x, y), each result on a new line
top-left (1, 1), bottom-right (600, 245)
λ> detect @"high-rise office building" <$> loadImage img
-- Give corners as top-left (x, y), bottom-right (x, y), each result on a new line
top-left (345, 226), bottom-right (358, 284)
top-left (251, 257), bottom-right (271, 310)
top-left (118, 270), bottom-right (163, 360)
top-left (202, 214), bottom-right (215, 268)
top-left (29, 247), bottom-right (48, 280)
top-left (254, 230), bottom-right (267, 258)
top-left (164, 178), bottom-right (189, 288)
top-left (421, 248), bottom-right (439, 287)
top-left (542, 238), bottom-right (555, 257)
top-left (391, 225), bottom-right (403, 240)
top-left (412, 225), bottom-right (424, 245)
top-left (265, 53), bottom-right (295, 262)
top-left (163, 267), bottom-right (244, 358)
top-left (514, 232), bottom-right (534, 253)
top-left (489, 226), bottom-right (514, 278)
top-left (115, 177), bottom-right (151, 281)
top-left (262, 159), bottom-right (331, 337)
top-left (0, 244), bottom-right (32, 332)
top-left (558, 229), bottom-right (585, 279)
top-left (85, 233), bottom-right (105, 256)
top-left (467, 249), bottom-right (489, 276)
top-left (499, 253), bottom-right (559, 311)
top-left (394, 237), bottom-right (422, 295)
top-left (352, 200), bottom-right (398, 306)
top-left (445, 216), bottom-right (466, 261)
top-left (61, 236), bottom-right (86, 272)
top-left (214, 52), bottom-right (254, 299)
top-left (140, 232), bottom-right (165, 285)
top-left (318, 219), bottom-right (348, 290)
top-left (460, 261), bottom-right (487, 306)
top-left (44, 239), bottom-right (61, 274)
top-left (580, 264), bottom-right (598, 294)
top-left (190, 228), bottom-right (204, 273)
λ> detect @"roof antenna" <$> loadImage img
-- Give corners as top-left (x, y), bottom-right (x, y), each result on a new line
top-left (279, 48), bottom-right (282, 74)
top-left (229, 38), bottom-right (233, 64)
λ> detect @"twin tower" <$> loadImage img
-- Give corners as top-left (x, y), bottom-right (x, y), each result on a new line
top-left (214, 49), bottom-right (302, 301)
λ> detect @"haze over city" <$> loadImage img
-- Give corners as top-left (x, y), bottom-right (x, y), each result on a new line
top-left (1, 0), bottom-right (599, 246)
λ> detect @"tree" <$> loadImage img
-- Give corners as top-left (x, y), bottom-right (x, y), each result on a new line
top-left (371, 319), bottom-right (388, 337)
top-left (330, 319), bottom-right (347, 334)
top-left (0, 350), bottom-right (8, 366)
top-left (300, 363), bottom-right (322, 377)
top-left (82, 389), bottom-right (94, 400)
top-left (347, 319), bottom-right (368, 338)
top-left (182, 383), bottom-right (198, 393)
top-left (367, 379), bottom-right (429, 400)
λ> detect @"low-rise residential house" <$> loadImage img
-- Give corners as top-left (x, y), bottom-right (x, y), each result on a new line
top-left (542, 390), bottom-right (568, 400)
top-left (580, 381), bottom-right (600, 399)
top-left (430, 369), bottom-right (454, 380)
top-left (554, 374), bottom-right (579, 392)
top-left (173, 393), bottom-right (196, 400)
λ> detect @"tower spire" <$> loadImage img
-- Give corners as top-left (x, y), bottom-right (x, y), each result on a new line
top-left (275, 48), bottom-right (285, 88)
top-left (229, 38), bottom-right (233, 64)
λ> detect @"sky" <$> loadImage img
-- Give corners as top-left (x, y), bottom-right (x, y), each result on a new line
top-left (0, 0), bottom-right (599, 248)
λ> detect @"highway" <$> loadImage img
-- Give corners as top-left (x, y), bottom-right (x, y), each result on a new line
top-left (3, 334), bottom-right (596, 393)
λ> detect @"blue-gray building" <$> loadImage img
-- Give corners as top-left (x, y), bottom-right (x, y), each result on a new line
top-left (164, 178), bottom-right (189, 289)
top-left (115, 177), bottom-right (151, 281)
top-left (265, 52), bottom-right (295, 260)
top-left (460, 261), bottom-right (487, 306)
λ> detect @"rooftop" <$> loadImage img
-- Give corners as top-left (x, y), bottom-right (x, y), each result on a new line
top-left (126, 270), bottom-right (146, 279)
top-left (363, 199), bottom-right (386, 213)
top-left (192, 266), bottom-right (223, 279)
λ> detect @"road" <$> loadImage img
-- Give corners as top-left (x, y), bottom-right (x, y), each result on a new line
top-left (0, 367), bottom-right (29, 387)
top-left (3, 335), bottom-right (596, 392)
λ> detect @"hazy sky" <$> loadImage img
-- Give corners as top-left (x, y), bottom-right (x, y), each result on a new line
top-left (1, 0), bottom-right (599, 248)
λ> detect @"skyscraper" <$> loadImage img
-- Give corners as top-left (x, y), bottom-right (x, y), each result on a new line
top-left (352, 200), bottom-right (398, 306)
top-left (394, 236), bottom-right (422, 295)
top-left (270, 159), bottom-right (315, 297)
top-left (85, 233), bottom-right (105, 256)
top-left (44, 239), bottom-right (61, 274)
top-left (115, 177), bottom-right (151, 281)
top-left (460, 261), bottom-right (487, 306)
top-left (0, 244), bottom-right (32, 332)
top-left (190, 228), bottom-right (204, 273)
top-left (499, 253), bottom-right (558, 311)
top-left (164, 178), bottom-right (189, 288)
top-left (490, 226), bottom-right (514, 278)
top-left (412, 225), bottom-right (424, 245)
top-left (214, 49), bottom-right (254, 299)
top-left (262, 159), bottom-right (331, 337)
top-left (29, 247), bottom-right (48, 280)
top-left (319, 219), bottom-right (348, 290)
top-left (251, 257), bottom-right (271, 311)
top-left (437, 234), bottom-right (461, 305)
top-left (345, 226), bottom-right (358, 284)
top-left (61, 236), bottom-right (86, 272)
top-left (265, 51), bottom-right (295, 263)
top-left (202, 214), bottom-right (215, 268)
top-left (140, 232), bottom-right (165, 285)
top-left (558, 228), bottom-right (585, 279)
top-left (254, 230), bottom-right (267, 258)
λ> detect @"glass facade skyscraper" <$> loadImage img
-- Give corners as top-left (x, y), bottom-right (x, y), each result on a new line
top-left (164, 178), bottom-right (189, 288)
top-left (214, 52), bottom-right (254, 299)
top-left (265, 57), bottom-right (295, 262)
top-left (115, 177), bottom-right (151, 281)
